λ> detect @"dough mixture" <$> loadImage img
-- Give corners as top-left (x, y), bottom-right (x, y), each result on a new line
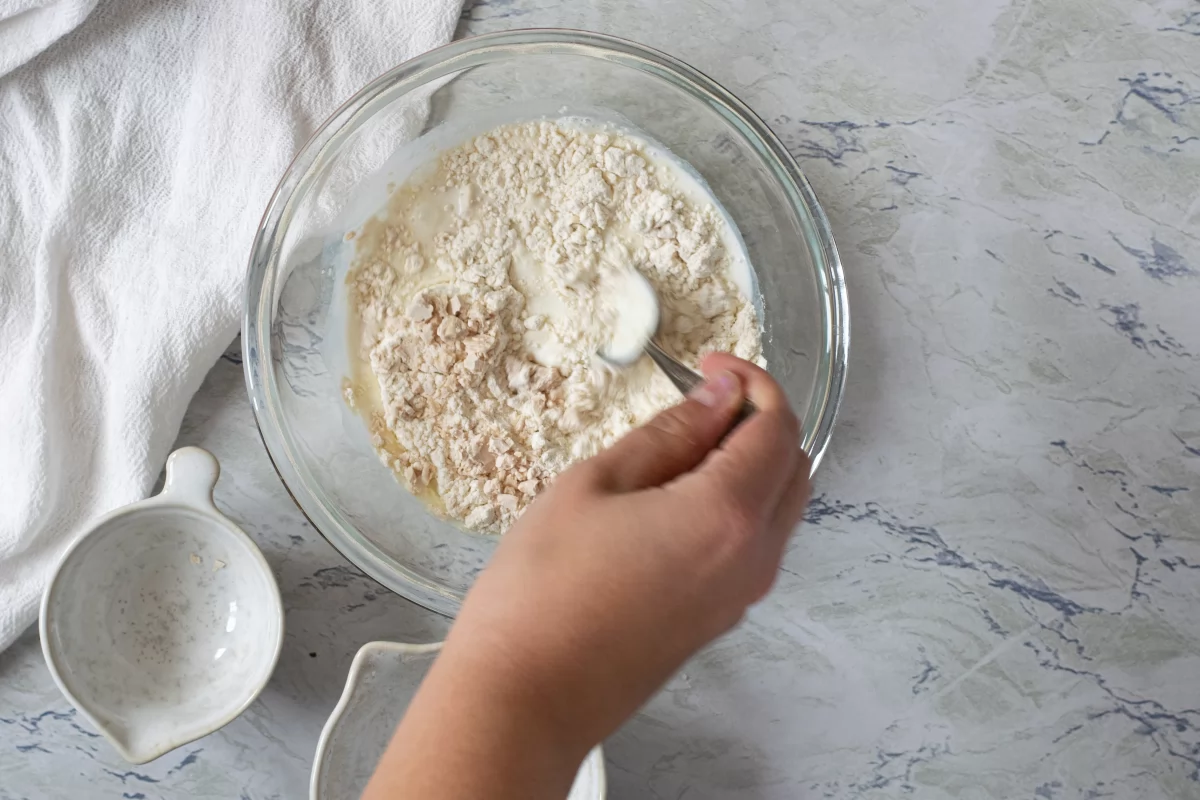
top-left (345, 120), bottom-right (763, 534)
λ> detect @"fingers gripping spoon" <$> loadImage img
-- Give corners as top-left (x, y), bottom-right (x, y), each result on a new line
top-left (598, 270), bottom-right (756, 427)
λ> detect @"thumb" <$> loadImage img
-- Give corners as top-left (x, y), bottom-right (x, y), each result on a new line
top-left (587, 370), bottom-right (745, 493)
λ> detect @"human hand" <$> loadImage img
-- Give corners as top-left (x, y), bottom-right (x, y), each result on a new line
top-left (453, 352), bottom-right (809, 736)
top-left (364, 353), bottom-right (810, 800)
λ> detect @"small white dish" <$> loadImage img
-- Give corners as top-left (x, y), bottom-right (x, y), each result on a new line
top-left (40, 446), bottom-right (284, 764)
top-left (312, 641), bottom-right (606, 799)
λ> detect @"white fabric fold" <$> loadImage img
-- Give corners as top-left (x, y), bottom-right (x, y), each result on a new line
top-left (0, 0), bottom-right (463, 650)
top-left (0, 0), bottom-right (99, 77)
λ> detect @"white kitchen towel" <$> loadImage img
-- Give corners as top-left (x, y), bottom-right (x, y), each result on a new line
top-left (0, 0), bottom-right (463, 651)
top-left (0, 0), bottom-right (98, 76)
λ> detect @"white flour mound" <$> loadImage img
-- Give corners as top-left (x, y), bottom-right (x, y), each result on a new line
top-left (346, 120), bottom-right (762, 534)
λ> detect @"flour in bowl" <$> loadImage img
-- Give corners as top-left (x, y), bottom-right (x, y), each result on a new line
top-left (345, 120), bottom-right (762, 534)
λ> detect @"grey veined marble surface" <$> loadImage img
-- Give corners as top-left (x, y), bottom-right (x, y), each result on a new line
top-left (3, 1), bottom-right (1198, 798)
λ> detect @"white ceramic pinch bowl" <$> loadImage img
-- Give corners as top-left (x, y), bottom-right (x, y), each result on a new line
top-left (312, 641), bottom-right (606, 800)
top-left (40, 446), bottom-right (284, 764)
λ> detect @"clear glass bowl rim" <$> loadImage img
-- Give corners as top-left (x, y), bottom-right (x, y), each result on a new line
top-left (243, 28), bottom-right (850, 616)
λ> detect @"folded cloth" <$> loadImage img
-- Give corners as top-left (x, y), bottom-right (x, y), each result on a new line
top-left (0, 0), bottom-right (98, 76)
top-left (0, 0), bottom-right (463, 651)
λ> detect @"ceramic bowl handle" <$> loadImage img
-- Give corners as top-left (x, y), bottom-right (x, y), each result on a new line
top-left (160, 447), bottom-right (221, 508)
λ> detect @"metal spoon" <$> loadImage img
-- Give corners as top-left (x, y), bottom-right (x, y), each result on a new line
top-left (599, 271), bottom-right (756, 427)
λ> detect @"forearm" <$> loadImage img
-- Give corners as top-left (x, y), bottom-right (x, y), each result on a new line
top-left (362, 638), bottom-right (591, 800)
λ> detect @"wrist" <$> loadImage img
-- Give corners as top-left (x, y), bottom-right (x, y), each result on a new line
top-left (436, 621), bottom-right (600, 762)
top-left (369, 631), bottom-right (593, 800)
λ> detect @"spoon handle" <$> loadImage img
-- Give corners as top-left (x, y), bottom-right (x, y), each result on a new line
top-left (644, 340), bottom-right (757, 428)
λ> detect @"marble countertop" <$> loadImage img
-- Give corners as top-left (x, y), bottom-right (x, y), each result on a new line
top-left (3, 1), bottom-right (1198, 797)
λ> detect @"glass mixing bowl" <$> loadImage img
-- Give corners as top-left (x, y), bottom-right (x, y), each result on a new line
top-left (243, 30), bottom-right (848, 616)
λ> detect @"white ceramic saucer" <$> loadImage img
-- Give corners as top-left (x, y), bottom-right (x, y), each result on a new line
top-left (40, 447), bottom-right (284, 764)
top-left (312, 641), bottom-right (606, 799)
